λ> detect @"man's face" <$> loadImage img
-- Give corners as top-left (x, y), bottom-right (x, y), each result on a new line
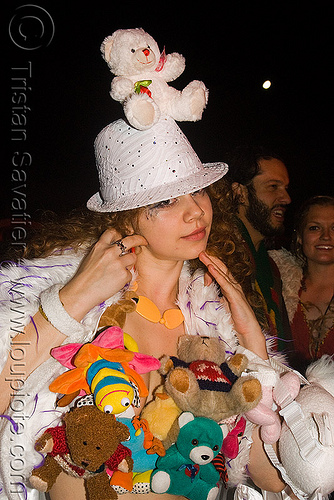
top-left (245, 158), bottom-right (291, 237)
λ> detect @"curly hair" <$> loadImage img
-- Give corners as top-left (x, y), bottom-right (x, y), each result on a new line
top-left (19, 208), bottom-right (141, 260)
top-left (20, 180), bottom-right (251, 277)
top-left (15, 179), bottom-right (266, 324)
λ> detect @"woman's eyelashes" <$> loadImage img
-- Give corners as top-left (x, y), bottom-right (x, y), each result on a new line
top-left (147, 198), bottom-right (178, 216)
top-left (145, 190), bottom-right (206, 218)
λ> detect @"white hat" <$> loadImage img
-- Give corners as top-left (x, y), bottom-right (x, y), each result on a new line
top-left (87, 115), bottom-right (228, 212)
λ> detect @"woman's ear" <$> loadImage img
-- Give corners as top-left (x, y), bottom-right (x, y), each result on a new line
top-left (123, 222), bottom-right (135, 236)
top-left (232, 182), bottom-right (248, 205)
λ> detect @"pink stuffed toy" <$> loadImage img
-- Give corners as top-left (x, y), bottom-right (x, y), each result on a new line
top-left (221, 417), bottom-right (246, 460)
top-left (245, 371), bottom-right (300, 444)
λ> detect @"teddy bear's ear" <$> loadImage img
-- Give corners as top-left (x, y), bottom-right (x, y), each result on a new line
top-left (178, 411), bottom-right (194, 428)
top-left (114, 419), bottom-right (131, 442)
top-left (100, 35), bottom-right (114, 63)
top-left (177, 335), bottom-right (187, 347)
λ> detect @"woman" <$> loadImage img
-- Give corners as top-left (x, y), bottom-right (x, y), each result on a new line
top-left (270, 195), bottom-right (334, 373)
top-left (0, 116), bottom-right (286, 499)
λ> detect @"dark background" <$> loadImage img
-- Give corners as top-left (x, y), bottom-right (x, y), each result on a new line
top-left (3, 1), bottom-right (333, 243)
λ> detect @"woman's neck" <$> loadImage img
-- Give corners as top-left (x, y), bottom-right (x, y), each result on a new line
top-left (134, 252), bottom-right (184, 309)
top-left (302, 262), bottom-right (334, 309)
top-left (304, 260), bottom-right (334, 288)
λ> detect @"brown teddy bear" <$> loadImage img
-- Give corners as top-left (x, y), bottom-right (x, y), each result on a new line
top-left (159, 335), bottom-right (262, 422)
top-left (98, 291), bottom-right (138, 330)
top-left (29, 404), bottom-right (133, 500)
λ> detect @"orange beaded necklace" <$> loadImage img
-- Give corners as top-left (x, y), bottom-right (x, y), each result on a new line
top-left (130, 281), bottom-right (184, 329)
top-left (135, 294), bottom-right (184, 329)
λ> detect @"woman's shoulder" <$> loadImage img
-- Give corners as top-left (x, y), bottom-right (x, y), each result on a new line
top-left (0, 248), bottom-right (85, 285)
top-left (0, 250), bottom-right (86, 368)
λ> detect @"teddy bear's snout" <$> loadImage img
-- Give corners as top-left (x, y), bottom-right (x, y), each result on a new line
top-left (189, 445), bottom-right (214, 465)
top-left (133, 47), bottom-right (156, 67)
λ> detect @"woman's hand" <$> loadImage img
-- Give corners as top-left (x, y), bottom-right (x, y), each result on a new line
top-left (60, 229), bottom-right (147, 321)
top-left (199, 251), bottom-right (267, 359)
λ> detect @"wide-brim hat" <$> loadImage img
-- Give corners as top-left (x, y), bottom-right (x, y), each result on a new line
top-left (87, 115), bottom-right (228, 212)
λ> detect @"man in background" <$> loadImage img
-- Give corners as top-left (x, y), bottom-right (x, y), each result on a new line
top-left (225, 145), bottom-right (292, 353)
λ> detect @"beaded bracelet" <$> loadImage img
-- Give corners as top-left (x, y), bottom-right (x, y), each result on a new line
top-left (39, 283), bottom-right (88, 337)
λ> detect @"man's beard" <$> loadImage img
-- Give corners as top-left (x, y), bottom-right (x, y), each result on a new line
top-left (245, 186), bottom-right (285, 237)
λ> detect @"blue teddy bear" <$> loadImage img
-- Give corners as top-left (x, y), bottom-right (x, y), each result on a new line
top-left (150, 412), bottom-right (223, 500)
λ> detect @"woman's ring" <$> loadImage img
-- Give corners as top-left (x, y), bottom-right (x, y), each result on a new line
top-left (111, 239), bottom-right (128, 256)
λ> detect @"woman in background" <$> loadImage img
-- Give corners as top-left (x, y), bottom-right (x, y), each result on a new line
top-left (270, 195), bottom-right (334, 373)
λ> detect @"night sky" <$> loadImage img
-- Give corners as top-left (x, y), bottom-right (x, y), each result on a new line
top-left (3, 2), bottom-right (333, 238)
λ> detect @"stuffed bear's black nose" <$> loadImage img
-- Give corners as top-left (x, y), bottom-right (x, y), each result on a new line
top-left (201, 454), bottom-right (210, 461)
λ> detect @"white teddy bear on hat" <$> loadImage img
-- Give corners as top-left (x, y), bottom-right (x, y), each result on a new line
top-left (101, 28), bottom-right (208, 130)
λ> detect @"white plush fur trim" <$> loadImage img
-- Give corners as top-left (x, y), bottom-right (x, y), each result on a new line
top-left (177, 265), bottom-right (238, 351)
top-left (40, 283), bottom-right (90, 337)
top-left (268, 249), bottom-right (303, 323)
top-left (306, 354), bottom-right (334, 397)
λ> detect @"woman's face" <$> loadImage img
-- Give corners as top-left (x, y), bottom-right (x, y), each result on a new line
top-left (301, 204), bottom-right (334, 265)
top-left (135, 189), bottom-right (213, 261)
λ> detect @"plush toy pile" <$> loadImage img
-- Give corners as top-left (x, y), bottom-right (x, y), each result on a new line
top-left (101, 28), bottom-right (208, 130)
top-left (141, 334), bottom-right (265, 491)
top-left (30, 326), bottom-right (164, 498)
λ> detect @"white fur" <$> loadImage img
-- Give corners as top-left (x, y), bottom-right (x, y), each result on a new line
top-left (268, 248), bottom-right (303, 323)
top-left (177, 266), bottom-right (237, 351)
top-left (306, 354), bottom-right (334, 397)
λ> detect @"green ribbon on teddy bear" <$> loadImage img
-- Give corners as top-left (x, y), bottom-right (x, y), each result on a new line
top-left (134, 80), bottom-right (152, 98)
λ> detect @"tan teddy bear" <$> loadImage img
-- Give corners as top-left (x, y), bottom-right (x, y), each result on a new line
top-left (159, 335), bottom-right (262, 422)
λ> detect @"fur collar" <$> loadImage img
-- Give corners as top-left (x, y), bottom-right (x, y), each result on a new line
top-left (268, 249), bottom-right (303, 323)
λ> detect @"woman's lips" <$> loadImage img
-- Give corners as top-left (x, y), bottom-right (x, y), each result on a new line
top-left (182, 227), bottom-right (207, 241)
